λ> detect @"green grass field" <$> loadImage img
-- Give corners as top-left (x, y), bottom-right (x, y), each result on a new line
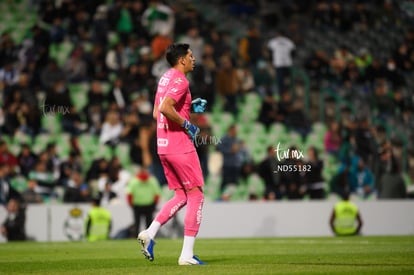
top-left (1, 236), bottom-right (414, 274)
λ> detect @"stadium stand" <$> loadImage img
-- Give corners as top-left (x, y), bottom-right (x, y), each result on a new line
top-left (0, 0), bottom-right (413, 205)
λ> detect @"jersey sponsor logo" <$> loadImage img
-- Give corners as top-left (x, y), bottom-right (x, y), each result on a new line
top-left (170, 87), bottom-right (178, 93)
top-left (63, 207), bottom-right (84, 241)
top-left (158, 122), bottom-right (168, 129)
top-left (182, 181), bottom-right (190, 185)
top-left (174, 77), bottom-right (183, 84)
top-left (159, 76), bottom-right (170, 86)
top-left (157, 138), bottom-right (168, 146)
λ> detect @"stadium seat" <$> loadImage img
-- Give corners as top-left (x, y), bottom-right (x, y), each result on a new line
top-left (267, 122), bottom-right (290, 146)
top-left (211, 112), bottom-right (234, 137)
top-left (311, 122), bottom-right (327, 138)
top-left (78, 133), bottom-right (99, 160)
top-left (210, 121), bottom-right (224, 138)
top-left (287, 131), bottom-right (303, 148)
top-left (81, 41), bottom-right (93, 53)
top-left (252, 122), bottom-right (266, 136)
top-left (237, 107), bottom-right (259, 124)
top-left (41, 115), bottom-right (62, 135)
top-left (100, 81), bottom-right (112, 95)
top-left (233, 182), bottom-right (248, 201)
top-left (107, 31), bottom-right (120, 47)
top-left (7, 143), bottom-right (22, 156)
top-left (211, 95), bottom-right (225, 114)
top-left (322, 157), bottom-right (340, 183)
top-left (10, 25), bottom-right (28, 44)
top-left (49, 41), bottom-right (74, 67)
top-left (55, 133), bottom-right (71, 159)
top-left (71, 92), bottom-right (88, 111)
top-left (237, 94), bottom-right (261, 123)
top-left (68, 82), bottom-right (90, 94)
top-left (250, 143), bottom-right (267, 163)
top-left (68, 82), bottom-right (90, 111)
top-left (205, 174), bottom-right (222, 201)
top-left (246, 173), bottom-right (265, 199)
top-left (160, 185), bottom-right (174, 201)
top-left (239, 123), bottom-right (267, 149)
top-left (114, 142), bottom-right (132, 167)
top-left (1, 135), bottom-right (12, 146)
top-left (93, 143), bottom-right (114, 160)
top-left (304, 132), bottom-right (324, 152)
top-left (237, 122), bottom-right (253, 138)
top-left (10, 176), bottom-right (28, 193)
top-left (268, 122), bottom-right (288, 136)
top-left (221, 184), bottom-right (238, 201)
top-left (12, 132), bottom-right (32, 147)
top-left (33, 133), bottom-right (52, 154)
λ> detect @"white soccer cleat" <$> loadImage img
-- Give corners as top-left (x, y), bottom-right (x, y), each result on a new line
top-left (137, 231), bottom-right (155, 261)
top-left (178, 255), bottom-right (206, 265)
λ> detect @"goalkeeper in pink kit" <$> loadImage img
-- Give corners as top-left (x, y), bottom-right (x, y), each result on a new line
top-left (138, 43), bottom-right (207, 265)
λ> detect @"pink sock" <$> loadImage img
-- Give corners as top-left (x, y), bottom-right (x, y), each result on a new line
top-left (184, 188), bottom-right (204, 237)
top-left (155, 189), bottom-right (187, 225)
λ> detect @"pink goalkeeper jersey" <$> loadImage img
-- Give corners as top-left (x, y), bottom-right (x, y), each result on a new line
top-left (155, 68), bottom-right (194, 155)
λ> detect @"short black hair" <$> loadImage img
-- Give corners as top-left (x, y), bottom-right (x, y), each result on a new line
top-left (165, 43), bottom-right (190, 67)
top-left (46, 142), bottom-right (56, 149)
top-left (340, 190), bottom-right (350, 200)
top-left (91, 196), bottom-right (101, 206)
top-left (308, 146), bottom-right (319, 159)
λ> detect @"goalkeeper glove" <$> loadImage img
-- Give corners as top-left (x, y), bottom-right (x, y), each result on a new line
top-left (191, 98), bottom-right (208, 113)
top-left (182, 120), bottom-right (200, 141)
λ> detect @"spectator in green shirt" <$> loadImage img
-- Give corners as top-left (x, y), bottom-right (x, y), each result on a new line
top-left (127, 168), bottom-right (161, 236)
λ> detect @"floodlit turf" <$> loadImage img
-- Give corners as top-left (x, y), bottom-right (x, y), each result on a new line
top-left (1, 236), bottom-right (413, 274)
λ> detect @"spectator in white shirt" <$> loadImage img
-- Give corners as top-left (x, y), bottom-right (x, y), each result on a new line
top-left (141, 0), bottom-right (175, 37)
top-left (105, 42), bottom-right (129, 74)
top-left (179, 26), bottom-right (204, 64)
top-left (99, 110), bottom-right (123, 146)
top-left (267, 31), bottom-right (295, 95)
top-left (0, 62), bottom-right (19, 88)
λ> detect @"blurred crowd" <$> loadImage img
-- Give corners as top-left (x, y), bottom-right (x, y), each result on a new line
top-left (223, 0), bottom-right (414, 201)
top-left (0, 0), bottom-right (227, 206)
top-left (0, 0), bottom-right (413, 210)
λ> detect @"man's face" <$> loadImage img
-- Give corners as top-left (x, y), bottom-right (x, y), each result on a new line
top-left (229, 126), bottom-right (237, 137)
top-left (7, 199), bottom-right (19, 213)
top-left (182, 49), bottom-right (195, 73)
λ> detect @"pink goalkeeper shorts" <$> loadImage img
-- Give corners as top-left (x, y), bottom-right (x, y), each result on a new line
top-left (159, 151), bottom-right (204, 190)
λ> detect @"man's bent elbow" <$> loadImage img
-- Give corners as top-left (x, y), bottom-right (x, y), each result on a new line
top-left (159, 103), bottom-right (169, 117)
